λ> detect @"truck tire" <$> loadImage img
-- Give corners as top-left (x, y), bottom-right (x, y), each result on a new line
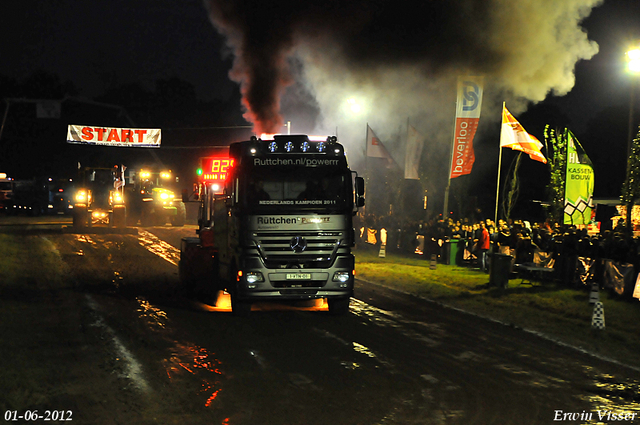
top-left (328, 297), bottom-right (350, 315)
top-left (141, 210), bottom-right (154, 227)
top-left (112, 208), bottom-right (126, 228)
top-left (178, 258), bottom-right (195, 296)
top-left (126, 210), bottom-right (140, 226)
top-left (231, 294), bottom-right (252, 316)
top-left (229, 264), bottom-right (251, 316)
top-left (73, 208), bottom-right (87, 228)
top-left (171, 202), bottom-right (186, 227)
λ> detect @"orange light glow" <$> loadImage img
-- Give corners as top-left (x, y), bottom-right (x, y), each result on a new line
top-left (198, 292), bottom-right (329, 312)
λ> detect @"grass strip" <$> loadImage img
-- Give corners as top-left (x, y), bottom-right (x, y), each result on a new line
top-left (0, 234), bottom-right (78, 411)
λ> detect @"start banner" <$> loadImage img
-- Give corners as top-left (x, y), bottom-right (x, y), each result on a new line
top-left (66, 125), bottom-right (161, 148)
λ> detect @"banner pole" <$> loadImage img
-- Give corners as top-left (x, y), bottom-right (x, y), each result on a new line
top-left (443, 101), bottom-right (457, 220)
top-left (494, 102), bottom-right (505, 225)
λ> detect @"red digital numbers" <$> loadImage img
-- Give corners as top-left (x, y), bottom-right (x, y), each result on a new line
top-left (202, 156), bottom-right (234, 183)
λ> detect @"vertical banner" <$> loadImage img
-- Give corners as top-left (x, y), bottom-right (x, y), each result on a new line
top-left (449, 76), bottom-right (484, 179)
top-left (404, 125), bottom-right (423, 179)
top-left (564, 130), bottom-right (594, 225)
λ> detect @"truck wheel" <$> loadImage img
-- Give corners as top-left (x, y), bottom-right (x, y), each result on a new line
top-left (229, 265), bottom-right (251, 316)
top-left (112, 208), bottom-right (126, 228)
top-left (141, 211), bottom-right (153, 227)
top-left (126, 211), bottom-right (139, 227)
top-left (231, 294), bottom-right (252, 316)
top-left (171, 202), bottom-right (186, 227)
top-left (178, 258), bottom-right (195, 296)
top-left (73, 209), bottom-right (87, 228)
top-left (328, 297), bottom-right (350, 315)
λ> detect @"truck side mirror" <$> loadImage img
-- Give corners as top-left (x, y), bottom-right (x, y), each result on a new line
top-left (181, 189), bottom-right (189, 203)
top-left (355, 176), bottom-right (365, 208)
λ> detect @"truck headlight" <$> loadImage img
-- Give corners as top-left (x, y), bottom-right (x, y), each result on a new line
top-left (75, 190), bottom-right (87, 203)
top-left (332, 272), bottom-right (351, 283)
top-left (245, 272), bottom-right (264, 284)
top-left (111, 191), bottom-right (123, 204)
top-left (160, 192), bottom-right (169, 200)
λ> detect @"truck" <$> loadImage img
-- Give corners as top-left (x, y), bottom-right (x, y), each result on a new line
top-left (0, 174), bottom-right (57, 216)
top-left (179, 134), bottom-right (365, 315)
top-left (47, 178), bottom-right (75, 215)
top-left (126, 168), bottom-right (186, 227)
top-left (0, 173), bottom-right (14, 213)
top-left (72, 166), bottom-right (126, 228)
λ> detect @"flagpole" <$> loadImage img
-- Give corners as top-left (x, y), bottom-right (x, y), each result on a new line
top-left (494, 102), bottom-right (505, 225)
top-left (443, 102), bottom-right (457, 220)
top-left (364, 123), bottom-right (369, 218)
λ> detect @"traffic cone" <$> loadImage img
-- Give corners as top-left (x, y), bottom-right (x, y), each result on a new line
top-left (591, 301), bottom-right (605, 330)
top-left (589, 282), bottom-right (600, 304)
top-left (378, 244), bottom-right (386, 258)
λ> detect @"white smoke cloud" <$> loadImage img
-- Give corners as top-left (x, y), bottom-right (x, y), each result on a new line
top-left (281, 0), bottom-right (602, 165)
top-left (206, 0), bottom-right (602, 167)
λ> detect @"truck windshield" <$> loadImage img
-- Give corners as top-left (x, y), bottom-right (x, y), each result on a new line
top-left (0, 182), bottom-right (12, 191)
top-left (241, 166), bottom-right (351, 213)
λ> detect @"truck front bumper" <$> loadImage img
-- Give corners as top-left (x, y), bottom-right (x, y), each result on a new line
top-left (236, 254), bottom-right (355, 300)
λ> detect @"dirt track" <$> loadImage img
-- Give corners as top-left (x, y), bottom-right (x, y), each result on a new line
top-left (2, 218), bottom-right (640, 424)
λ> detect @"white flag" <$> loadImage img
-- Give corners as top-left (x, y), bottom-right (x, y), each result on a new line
top-left (404, 125), bottom-right (423, 179)
top-left (366, 125), bottom-right (396, 167)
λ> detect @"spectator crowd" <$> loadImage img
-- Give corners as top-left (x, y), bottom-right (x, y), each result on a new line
top-left (355, 213), bottom-right (640, 295)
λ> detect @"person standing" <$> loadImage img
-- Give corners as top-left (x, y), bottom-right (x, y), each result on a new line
top-left (477, 222), bottom-right (491, 272)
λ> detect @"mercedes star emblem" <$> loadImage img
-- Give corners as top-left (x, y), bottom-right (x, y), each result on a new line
top-left (290, 236), bottom-right (307, 253)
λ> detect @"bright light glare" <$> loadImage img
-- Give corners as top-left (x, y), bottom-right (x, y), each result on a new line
top-left (627, 49), bottom-right (640, 73)
top-left (347, 98), bottom-right (362, 114)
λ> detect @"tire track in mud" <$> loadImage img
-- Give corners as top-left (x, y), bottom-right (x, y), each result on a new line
top-left (57, 230), bottom-right (234, 423)
top-left (57, 229), bottom-right (640, 424)
top-left (48, 232), bottom-right (192, 423)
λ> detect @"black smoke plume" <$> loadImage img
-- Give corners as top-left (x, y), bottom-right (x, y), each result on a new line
top-left (205, 0), bottom-right (602, 140)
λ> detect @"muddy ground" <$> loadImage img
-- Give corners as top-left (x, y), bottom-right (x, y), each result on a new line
top-left (1, 218), bottom-right (640, 424)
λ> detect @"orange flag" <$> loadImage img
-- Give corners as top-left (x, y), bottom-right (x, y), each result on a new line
top-left (500, 105), bottom-right (547, 163)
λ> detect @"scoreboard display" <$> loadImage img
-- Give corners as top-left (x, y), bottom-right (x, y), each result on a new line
top-left (200, 156), bottom-right (234, 185)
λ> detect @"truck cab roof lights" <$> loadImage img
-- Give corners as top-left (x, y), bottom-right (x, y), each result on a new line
top-left (245, 134), bottom-right (342, 154)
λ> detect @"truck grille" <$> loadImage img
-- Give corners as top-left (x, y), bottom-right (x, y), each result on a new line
top-left (254, 231), bottom-right (343, 268)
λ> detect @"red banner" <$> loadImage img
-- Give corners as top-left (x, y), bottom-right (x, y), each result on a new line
top-left (449, 76), bottom-right (484, 179)
top-left (450, 117), bottom-right (480, 178)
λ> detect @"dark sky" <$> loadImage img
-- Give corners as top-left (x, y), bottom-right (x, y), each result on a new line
top-left (0, 0), bottom-right (236, 101)
top-left (2, 0), bottom-right (640, 217)
top-left (2, 0), bottom-right (639, 131)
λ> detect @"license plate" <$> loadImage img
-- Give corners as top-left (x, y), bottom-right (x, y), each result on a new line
top-left (286, 273), bottom-right (311, 280)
